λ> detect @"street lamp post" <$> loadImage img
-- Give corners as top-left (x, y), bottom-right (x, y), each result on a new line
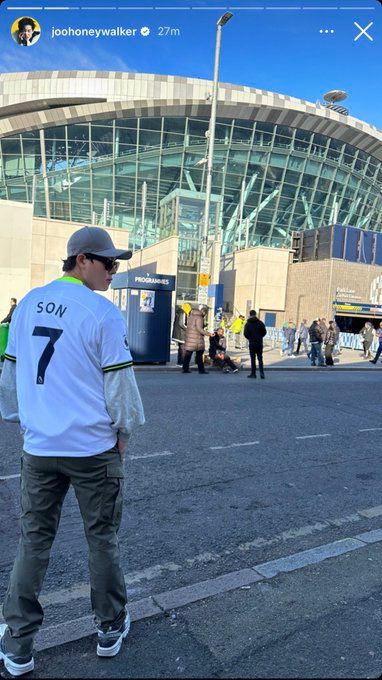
top-left (140, 180), bottom-right (147, 267)
top-left (200, 11), bottom-right (233, 328)
top-left (201, 11), bottom-right (233, 260)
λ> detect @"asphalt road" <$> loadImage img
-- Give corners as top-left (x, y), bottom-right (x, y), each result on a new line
top-left (1, 369), bottom-right (382, 677)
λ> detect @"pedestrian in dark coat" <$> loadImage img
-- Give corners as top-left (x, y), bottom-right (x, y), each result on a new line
top-left (324, 321), bottom-right (336, 366)
top-left (243, 310), bottom-right (267, 379)
top-left (308, 319), bottom-right (325, 367)
top-left (172, 306), bottom-right (187, 366)
top-left (1, 298), bottom-right (17, 324)
top-left (182, 307), bottom-right (212, 374)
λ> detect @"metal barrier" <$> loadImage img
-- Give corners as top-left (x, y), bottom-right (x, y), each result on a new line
top-left (223, 325), bottom-right (379, 354)
top-left (264, 327), bottom-right (379, 352)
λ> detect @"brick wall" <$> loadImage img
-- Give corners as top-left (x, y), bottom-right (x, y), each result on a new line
top-left (284, 259), bottom-right (382, 326)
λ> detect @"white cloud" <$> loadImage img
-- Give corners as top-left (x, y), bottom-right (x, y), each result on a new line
top-left (0, 40), bottom-right (135, 73)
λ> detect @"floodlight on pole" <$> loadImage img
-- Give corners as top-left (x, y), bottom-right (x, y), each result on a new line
top-left (201, 11), bottom-right (233, 262)
top-left (140, 180), bottom-right (147, 266)
top-left (218, 11), bottom-right (233, 26)
top-left (198, 11), bottom-right (233, 326)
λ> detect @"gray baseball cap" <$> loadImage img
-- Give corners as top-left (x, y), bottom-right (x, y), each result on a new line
top-left (67, 226), bottom-right (132, 260)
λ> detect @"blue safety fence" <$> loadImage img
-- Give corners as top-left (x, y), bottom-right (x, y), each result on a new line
top-left (264, 327), bottom-right (379, 352)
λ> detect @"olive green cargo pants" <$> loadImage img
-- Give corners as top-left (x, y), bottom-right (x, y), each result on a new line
top-left (2, 447), bottom-right (127, 657)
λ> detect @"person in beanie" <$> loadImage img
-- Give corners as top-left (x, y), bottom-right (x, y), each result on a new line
top-left (243, 310), bottom-right (267, 379)
top-left (182, 306), bottom-right (213, 374)
top-left (0, 226), bottom-right (145, 677)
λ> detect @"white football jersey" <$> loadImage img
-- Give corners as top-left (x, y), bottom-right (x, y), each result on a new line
top-left (4, 276), bottom-right (133, 456)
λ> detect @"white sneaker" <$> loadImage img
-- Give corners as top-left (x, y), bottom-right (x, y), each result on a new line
top-left (0, 624), bottom-right (34, 677)
top-left (96, 612), bottom-right (131, 658)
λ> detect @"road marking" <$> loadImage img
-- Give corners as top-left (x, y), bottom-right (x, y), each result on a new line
top-left (128, 450), bottom-right (174, 460)
top-left (0, 453), bottom-right (174, 478)
top-left (295, 433), bottom-right (331, 440)
top-left (0, 501), bottom-right (376, 618)
top-left (358, 427), bottom-right (382, 432)
top-left (210, 441), bottom-right (260, 450)
top-left (254, 537), bottom-right (365, 578)
top-left (358, 505), bottom-right (382, 519)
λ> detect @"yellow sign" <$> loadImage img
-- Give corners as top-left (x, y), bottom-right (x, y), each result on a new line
top-left (199, 273), bottom-right (209, 286)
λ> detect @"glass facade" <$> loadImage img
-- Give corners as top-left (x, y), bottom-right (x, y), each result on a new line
top-left (0, 115), bottom-right (381, 255)
top-left (159, 189), bottom-right (221, 301)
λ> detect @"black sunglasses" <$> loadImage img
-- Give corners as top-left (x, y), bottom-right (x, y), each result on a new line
top-left (84, 253), bottom-right (120, 272)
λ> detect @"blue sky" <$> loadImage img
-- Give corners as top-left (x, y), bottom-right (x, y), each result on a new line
top-left (1, 0), bottom-right (381, 126)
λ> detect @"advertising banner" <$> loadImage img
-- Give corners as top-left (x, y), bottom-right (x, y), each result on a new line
top-left (140, 290), bottom-right (155, 312)
top-left (333, 301), bottom-right (382, 316)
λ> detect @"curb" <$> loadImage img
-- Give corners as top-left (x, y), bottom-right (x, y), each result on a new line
top-left (31, 524), bottom-right (382, 653)
top-left (1, 364), bottom-right (382, 374)
top-left (133, 365), bottom-right (382, 372)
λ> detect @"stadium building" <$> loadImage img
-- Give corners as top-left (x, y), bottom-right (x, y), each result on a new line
top-left (1, 70), bottom-right (382, 326)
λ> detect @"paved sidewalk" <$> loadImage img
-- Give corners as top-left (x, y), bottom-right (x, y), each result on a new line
top-left (18, 538), bottom-right (382, 678)
top-left (1, 345), bottom-right (381, 375)
top-left (132, 344), bottom-right (382, 371)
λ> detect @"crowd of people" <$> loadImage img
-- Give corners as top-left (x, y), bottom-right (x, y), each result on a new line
top-left (281, 317), bottom-right (382, 367)
top-left (172, 308), bottom-right (382, 372)
top-left (172, 306), bottom-right (267, 378)
top-left (280, 318), bottom-right (340, 367)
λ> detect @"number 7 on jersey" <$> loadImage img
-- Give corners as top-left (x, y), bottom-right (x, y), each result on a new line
top-left (33, 326), bottom-right (63, 384)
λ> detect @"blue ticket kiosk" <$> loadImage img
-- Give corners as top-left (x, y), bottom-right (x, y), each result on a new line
top-left (111, 268), bottom-right (176, 363)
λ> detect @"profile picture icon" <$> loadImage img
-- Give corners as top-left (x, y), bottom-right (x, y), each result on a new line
top-left (11, 16), bottom-right (41, 47)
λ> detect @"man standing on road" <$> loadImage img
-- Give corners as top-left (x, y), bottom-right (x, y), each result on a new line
top-left (1, 298), bottom-right (17, 324)
top-left (243, 309), bottom-right (267, 379)
top-left (0, 226), bottom-right (145, 677)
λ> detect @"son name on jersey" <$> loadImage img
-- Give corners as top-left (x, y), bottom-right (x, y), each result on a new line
top-left (36, 301), bottom-right (67, 318)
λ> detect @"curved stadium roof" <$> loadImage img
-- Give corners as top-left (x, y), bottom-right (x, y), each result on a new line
top-left (0, 71), bottom-right (381, 255)
top-left (0, 71), bottom-right (381, 158)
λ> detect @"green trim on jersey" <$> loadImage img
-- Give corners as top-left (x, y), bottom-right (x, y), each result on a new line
top-left (102, 361), bottom-right (133, 373)
top-left (56, 276), bottom-right (84, 285)
top-left (4, 353), bottom-right (16, 362)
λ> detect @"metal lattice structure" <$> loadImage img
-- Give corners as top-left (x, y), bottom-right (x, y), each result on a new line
top-left (0, 71), bottom-right (381, 255)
